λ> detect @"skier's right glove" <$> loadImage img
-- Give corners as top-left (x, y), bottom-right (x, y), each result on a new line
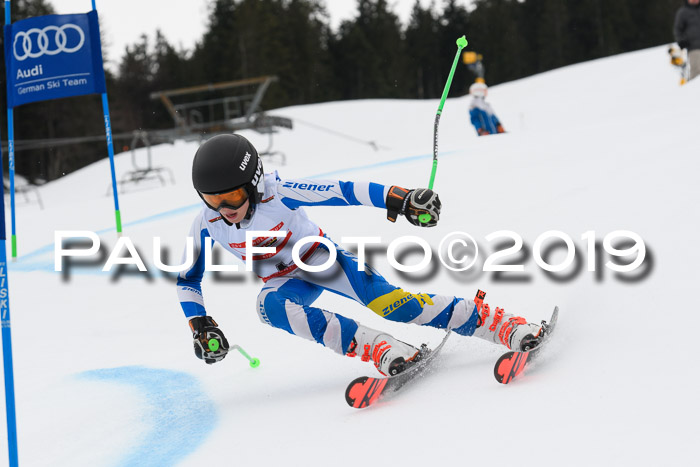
top-left (478, 128), bottom-right (490, 136)
top-left (386, 186), bottom-right (441, 227)
top-left (189, 316), bottom-right (230, 364)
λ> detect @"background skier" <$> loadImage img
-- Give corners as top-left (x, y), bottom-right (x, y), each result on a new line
top-left (674, 0), bottom-right (700, 81)
top-left (177, 134), bottom-right (544, 375)
top-left (468, 80), bottom-right (506, 136)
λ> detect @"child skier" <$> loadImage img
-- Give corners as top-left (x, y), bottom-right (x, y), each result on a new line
top-left (674, 0), bottom-right (700, 82)
top-left (177, 134), bottom-right (543, 375)
top-left (468, 80), bottom-right (506, 136)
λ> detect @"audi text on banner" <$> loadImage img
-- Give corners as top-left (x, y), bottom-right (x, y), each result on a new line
top-left (3, 11), bottom-right (106, 108)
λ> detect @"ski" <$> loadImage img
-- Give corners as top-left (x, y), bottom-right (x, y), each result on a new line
top-left (345, 331), bottom-right (451, 409)
top-left (493, 306), bottom-right (559, 384)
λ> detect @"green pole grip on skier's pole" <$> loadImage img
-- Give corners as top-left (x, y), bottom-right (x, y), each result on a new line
top-left (207, 340), bottom-right (260, 367)
top-left (419, 35), bottom-right (468, 225)
top-left (221, 343), bottom-right (260, 368)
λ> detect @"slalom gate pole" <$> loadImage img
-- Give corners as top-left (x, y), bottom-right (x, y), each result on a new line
top-left (101, 93), bottom-right (122, 234)
top-left (419, 35), bottom-right (468, 225)
top-left (92, 0), bottom-right (122, 234)
top-left (2, 1), bottom-right (19, 463)
top-left (5, 0), bottom-right (17, 257)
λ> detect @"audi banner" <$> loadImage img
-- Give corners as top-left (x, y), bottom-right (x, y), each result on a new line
top-left (4, 11), bottom-right (106, 108)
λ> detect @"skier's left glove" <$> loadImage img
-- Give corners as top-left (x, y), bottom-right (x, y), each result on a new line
top-left (386, 186), bottom-right (441, 227)
top-left (496, 124), bottom-right (506, 133)
top-left (189, 316), bottom-right (230, 364)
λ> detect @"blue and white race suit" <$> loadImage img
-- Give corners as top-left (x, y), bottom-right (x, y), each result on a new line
top-left (469, 97), bottom-right (503, 136)
top-left (177, 172), bottom-right (479, 355)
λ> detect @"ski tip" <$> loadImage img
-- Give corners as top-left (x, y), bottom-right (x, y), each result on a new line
top-left (494, 352), bottom-right (513, 384)
top-left (345, 376), bottom-right (388, 409)
top-left (494, 351), bottom-right (527, 384)
top-left (345, 376), bottom-right (368, 408)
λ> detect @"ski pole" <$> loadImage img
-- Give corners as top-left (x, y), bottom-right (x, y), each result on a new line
top-left (208, 339), bottom-right (260, 368)
top-left (419, 35), bottom-right (468, 225)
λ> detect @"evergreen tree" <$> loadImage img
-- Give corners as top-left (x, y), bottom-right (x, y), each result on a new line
top-left (1, 0), bottom-right (687, 182)
top-left (190, 0), bottom-right (334, 108)
top-left (275, 0), bottom-right (335, 104)
top-left (332, 0), bottom-right (408, 99)
top-left (405, 0), bottom-right (441, 98)
top-left (438, 0), bottom-right (471, 95)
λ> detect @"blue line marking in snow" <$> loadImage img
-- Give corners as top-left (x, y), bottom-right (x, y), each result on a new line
top-left (76, 366), bottom-right (217, 467)
top-left (96, 203), bottom-right (202, 234)
top-left (10, 204), bottom-right (202, 273)
top-left (14, 243), bottom-right (54, 262)
top-left (17, 203), bottom-right (201, 264)
top-left (11, 150), bottom-right (458, 273)
top-left (307, 150), bottom-right (455, 179)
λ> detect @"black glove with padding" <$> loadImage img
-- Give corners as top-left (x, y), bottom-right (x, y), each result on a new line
top-left (386, 186), bottom-right (441, 227)
top-left (189, 316), bottom-right (230, 364)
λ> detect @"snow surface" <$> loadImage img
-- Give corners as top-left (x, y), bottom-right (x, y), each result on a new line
top-left (2, 45), bottom-right (699, 466)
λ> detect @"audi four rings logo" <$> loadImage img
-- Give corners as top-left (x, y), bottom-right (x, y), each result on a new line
top-left (13, 24), bottom-right (85, 61)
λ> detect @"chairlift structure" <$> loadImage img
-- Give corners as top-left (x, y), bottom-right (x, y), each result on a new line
top-left (118, 75), bottom-right (292, 190)
top-left (6, 74), bottom-right (293, 199)
top-left (149, 75), bottom-right (292, 140)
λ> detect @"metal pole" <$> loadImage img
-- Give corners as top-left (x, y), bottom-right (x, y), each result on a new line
top-left (4, 0), bottom-right (17, 258)
top-left (91, 0), bottom-right (122, 234)
top-left (101, 93), bottom-right (122, 234)
top-left (6, 110), bottom-right (16, 258)
top-left (2, 0), bottom-right (20, 462)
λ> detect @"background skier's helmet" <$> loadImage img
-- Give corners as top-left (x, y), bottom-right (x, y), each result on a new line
top-left (469, 81), bottom-right (488, 98)
top-left (192, 134), bottom-right (264, 210)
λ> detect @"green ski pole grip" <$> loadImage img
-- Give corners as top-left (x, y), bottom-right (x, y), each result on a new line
top-left (230, 344), bottom-right (260, 368)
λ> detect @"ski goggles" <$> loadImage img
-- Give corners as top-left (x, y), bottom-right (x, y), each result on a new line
top-left (200, 186), bottom-right (249, 211)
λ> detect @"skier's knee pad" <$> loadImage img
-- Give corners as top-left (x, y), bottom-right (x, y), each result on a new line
top-left (366, 288), bottom-right (433, 323)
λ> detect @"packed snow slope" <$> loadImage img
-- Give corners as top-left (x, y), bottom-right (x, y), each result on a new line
top-left (2, 46), bottom-right (698, 466)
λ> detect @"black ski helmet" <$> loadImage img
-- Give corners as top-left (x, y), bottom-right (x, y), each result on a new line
top-left (192, 134), bottom-right (264, 206)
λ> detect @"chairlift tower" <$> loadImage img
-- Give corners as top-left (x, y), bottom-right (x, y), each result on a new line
top-left (117, 75), bottom-right (293, 191)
